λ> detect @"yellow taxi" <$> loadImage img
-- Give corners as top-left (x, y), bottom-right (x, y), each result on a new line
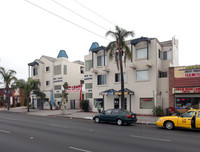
top-left (156, 109), bottom-right (200, 130)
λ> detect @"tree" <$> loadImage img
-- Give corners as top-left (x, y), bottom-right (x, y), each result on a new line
top-left (0, 67), bottom-right (17, 110)
top-left (13, 78), bottom-right (41, 112)
top-left (106, 26), bottom-right (134, 109)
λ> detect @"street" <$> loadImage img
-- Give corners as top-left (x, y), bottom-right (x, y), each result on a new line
top-left (0, 111), bottom-right (200, 152)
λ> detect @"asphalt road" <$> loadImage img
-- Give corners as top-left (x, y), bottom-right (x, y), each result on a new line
top-left (0, 111), bottom-right (200, 152)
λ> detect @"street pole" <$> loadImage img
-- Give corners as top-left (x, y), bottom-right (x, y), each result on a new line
top-left (153, 90), bottom-right (156, 123)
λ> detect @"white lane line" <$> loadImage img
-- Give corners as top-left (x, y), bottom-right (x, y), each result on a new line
top-left (0, 130), bottom-right (11, 134)
top-left (49, 124), bottom-right (69, 129)
top-left (130, 135), bottom-right (171, 142)
top-left (69, 147), bottom-right (92, 152)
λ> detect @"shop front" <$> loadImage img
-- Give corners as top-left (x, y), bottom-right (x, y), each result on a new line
top-left (174, 87), bottom-right (200, 113)
top-left (169, 65), bottom-right (200, 114)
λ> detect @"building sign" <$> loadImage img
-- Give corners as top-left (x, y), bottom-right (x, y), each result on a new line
top-left (174, 87), bottom-right (200, 93)
top-left (184, 65), bottom-right (200, 77)
top-left (53, 77), bottom-right (63, 83)
top-left (84, 74), bottom-right (93, 80)
top-left (66, 85), bottom-right (82, 93)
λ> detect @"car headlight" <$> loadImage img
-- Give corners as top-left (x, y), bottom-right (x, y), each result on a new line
top-left (157, 118), bottom-right (163, 122)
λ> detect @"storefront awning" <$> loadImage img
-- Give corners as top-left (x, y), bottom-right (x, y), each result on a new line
top-left (99, 89), bottom-right (117, 96)
top-left (115, 88), bottom-right (134, 95)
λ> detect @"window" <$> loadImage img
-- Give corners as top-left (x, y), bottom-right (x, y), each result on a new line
top-left (163, 50), bottom-right (172, 60)
top-left (46, 81), bottom-right (50, 86)
top-left (33, 68), bottom-right (38, 76)
top-left (115, 73), bottom-right (126, 82)
top-left (116, 53), bottom-right (125, 61)
top-left (198, 111), bottom-right (200, 118)
top-left (158, 49), bottom-right (162, 59)
top-left (54, 65), bottom-right (61, 75)
top-left (54, 85), bottom-right (61, 90)
top-left (105, 109), bottom-right (112, 115)
top-left (97, 56), bottom-right (107, 66)
top-left (54, 93), bottom-right (61, 98)
top-left (136, 70), bottom-right (149, 81)
top-left (64, 65), bottom-right (67, 75)
top-left (181, 111), bottom-right (195, 118)
top-left (136, 48), bottom-right (147, 59)
top-left (97, 74), bottom-right (107, 85)
top-left (158, 71), bottom-right (168, 78)
top-left (46, 67), bottom-right (50, 72)
top-left (140, 98), bottom-right (154, 109)
top-left (112, 109), bottom-right (120, 115)
top-left (85, 83), bottom-right (92, 89)
top-left (85, 60), bottom-right (92, 71)
top-left (80, 66), bottom-right (84, 74)
top-left (86, 93), bottom-right (92, 99)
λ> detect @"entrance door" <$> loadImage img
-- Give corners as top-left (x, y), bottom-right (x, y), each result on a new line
top-left (196, 110), bottom-right (200, 128)
top-left (114, 98), bottom-right (119, 109)
top-left (70, 100), bottom-right (75, 109)
top-left (178, 111), bottom-right (195, 128)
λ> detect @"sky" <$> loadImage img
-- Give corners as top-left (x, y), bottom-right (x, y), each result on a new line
top-left (0, 0), bottom-right (200, 81)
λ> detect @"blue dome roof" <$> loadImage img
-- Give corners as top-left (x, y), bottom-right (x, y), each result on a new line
top-left (57, 50), bottom-right (68, 58)
top-left (89, 42), bottom-right (99, 51)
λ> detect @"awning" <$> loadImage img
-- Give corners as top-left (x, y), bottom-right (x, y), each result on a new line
top-left (99, 89), bottom-right (117, 96)
top-left (115, 88), bottom-right (134, 95)
top-left (28, 61), bottom-right (39, 66)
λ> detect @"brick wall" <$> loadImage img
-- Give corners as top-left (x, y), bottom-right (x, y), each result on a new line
top-left (169, 67), bottom-right (175, 108)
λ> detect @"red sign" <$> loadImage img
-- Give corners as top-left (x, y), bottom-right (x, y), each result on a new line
top-left (66, 85), bottom-right (82, 93)
top-left (174, 87), bottom-right (200, 93)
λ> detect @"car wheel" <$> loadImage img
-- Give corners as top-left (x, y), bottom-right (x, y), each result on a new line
top-left (164, 121), bottom-right (174, 130)
top-left (117, 119), bottom-right (123, 126)
top-left (94, 117), bottom-right (100, 123)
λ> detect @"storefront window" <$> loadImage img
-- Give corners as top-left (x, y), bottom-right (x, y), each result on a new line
top-left (140, 98), bottom-right (154, 109)
top-left (176, 97), bottom-right (200, 110)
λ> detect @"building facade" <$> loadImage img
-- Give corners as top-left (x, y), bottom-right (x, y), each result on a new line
top-left (28, 50), bottom-right (84, 109)
top-left (84, 36), bottom-right (179, 114)
top-left (169, 65), bottom-right (200, 113)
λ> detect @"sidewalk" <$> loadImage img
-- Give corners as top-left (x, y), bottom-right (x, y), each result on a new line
top-left (0, 106), bottom-right (158, 125)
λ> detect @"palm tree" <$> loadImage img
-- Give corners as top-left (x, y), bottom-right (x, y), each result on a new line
top-left (0, 67), bottom-right (17, 110)
top-left (13, 78), bottom-right (41, 112)
top-left (106, 26), bottom-right (134, 109)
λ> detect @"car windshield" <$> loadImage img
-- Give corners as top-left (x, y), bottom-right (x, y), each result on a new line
top-left (120, 109), bottom-right (132, 114)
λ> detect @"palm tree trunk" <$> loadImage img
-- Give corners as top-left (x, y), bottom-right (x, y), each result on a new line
top-left (119, 50), bottom-right (125, 109)
top-left (27, 97), bottom-right (30, 112)
top-left (6, 88), bottom-right (9, 110)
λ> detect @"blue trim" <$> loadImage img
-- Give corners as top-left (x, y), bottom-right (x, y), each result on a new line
top-left (57, 50), bottom-right (68, 58)
top-left (28, 61), bottom-right (39, 66)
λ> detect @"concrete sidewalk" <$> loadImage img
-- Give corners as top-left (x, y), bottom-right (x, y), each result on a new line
top-left (0, 106), bottom-right (158, 125)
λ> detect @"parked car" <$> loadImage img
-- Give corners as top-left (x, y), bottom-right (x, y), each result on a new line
top-left (93, 109), bottom-right (137, 126)
top-left (156, 109), bottom-right (200, 130)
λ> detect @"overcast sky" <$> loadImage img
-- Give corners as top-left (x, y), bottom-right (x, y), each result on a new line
top-left (0, 0), bottom-right (200, 81)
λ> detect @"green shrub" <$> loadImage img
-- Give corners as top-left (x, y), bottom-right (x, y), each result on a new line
top-left (80, 100), bottom-right (90, 112)
top-left (152, 106), bottom-right (164, 116)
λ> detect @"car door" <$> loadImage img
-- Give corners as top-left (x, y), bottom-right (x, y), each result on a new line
top-left (110, 109), bottom-right (120, 122)
top-left (177, 111), bottom-right (195, 128)
top-left (101, 109), bottom-right (112, 122)
top-left (195, 110), bottom-right (200, 128)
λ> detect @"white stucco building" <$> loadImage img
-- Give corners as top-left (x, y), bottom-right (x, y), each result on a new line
top-left (84, 36), bottom-right (179, 114)
top-left (28, 50), bottom-right (84, 109)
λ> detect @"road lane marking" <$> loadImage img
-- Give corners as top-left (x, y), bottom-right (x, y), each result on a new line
top-left (49, 124), bottom-right (69, 129)
top-left (130, 135), bottom-right (171, 142)
top-left (0, 130), bottom-right (11, 134)
top-left (69, 147), bottom-right (92, 152)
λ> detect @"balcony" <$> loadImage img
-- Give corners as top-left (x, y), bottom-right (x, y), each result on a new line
top-left (90, 68), bottom-right (98, 74)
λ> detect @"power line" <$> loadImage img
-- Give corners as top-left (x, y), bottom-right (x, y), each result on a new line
top-left (73, 0), bottom-right (116, 26)
top-left (25, 0), bottom-right (110, 41)
top-left (51, 0), bottom-right (108, 31)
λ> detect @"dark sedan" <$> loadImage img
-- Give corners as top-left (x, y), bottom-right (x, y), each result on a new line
top-left (93, 109), bottom-right (137, 126)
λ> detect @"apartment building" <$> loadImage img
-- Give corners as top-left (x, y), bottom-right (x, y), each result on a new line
top-left (84, 36), bottom-right (179, 114)
top-left (28, 50), bottom-right (84, 109)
